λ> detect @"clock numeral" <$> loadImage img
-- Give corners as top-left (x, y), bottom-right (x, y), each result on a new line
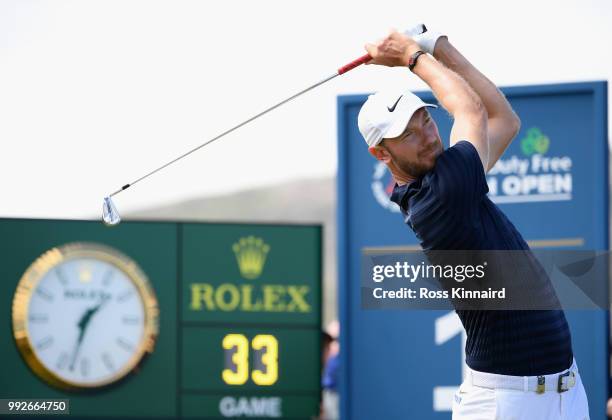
top-left (102, 270), bottom-right (114, 287)
top-left (56, 352), bottom-right (70, 370)
top-left (121, 316), bottom-right (140, 325)
top-left (36, 288), bottom-right (54, 302)
top-left (117, 337), bottom-right (134, 352)
top-left (117, 290), bottom-right (134, 303)
top-left (101, 352), bottom-right (115, 372)
top-left (55, 267), bottom-right (69, 286)
top-left (29, 314), bottom-right (49, 323)
top-left (80, 358), bottom-right (90, 377)
top-left (36, 336), bottom-right (54, 351)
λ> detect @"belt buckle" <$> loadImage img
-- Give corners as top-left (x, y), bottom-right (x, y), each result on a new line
top-left (557, 371), bottom-right (576, 393)
top-left (536, 376), bottom-right (545, 394)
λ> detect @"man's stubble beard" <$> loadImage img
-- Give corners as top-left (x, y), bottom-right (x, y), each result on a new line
top-left (388, 149), bottom-right (433, 179)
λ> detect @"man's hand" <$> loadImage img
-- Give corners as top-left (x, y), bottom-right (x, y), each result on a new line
top-left (365, 31), bottom-right (422, 68)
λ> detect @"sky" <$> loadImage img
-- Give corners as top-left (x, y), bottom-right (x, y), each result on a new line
top-left (1, 0), bottom-right (610, 220)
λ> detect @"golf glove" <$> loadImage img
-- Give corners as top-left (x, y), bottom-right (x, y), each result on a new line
top-left (403, 24), bottom-right (446, 56)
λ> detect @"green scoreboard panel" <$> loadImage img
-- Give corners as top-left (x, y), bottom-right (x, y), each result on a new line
top-left (180, 223), bottom-right (322, 418)
top-left (0, 219), bottom-right (322, 419)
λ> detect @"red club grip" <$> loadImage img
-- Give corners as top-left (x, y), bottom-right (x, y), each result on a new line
top-left (337, 53), bottom-right (371, 75)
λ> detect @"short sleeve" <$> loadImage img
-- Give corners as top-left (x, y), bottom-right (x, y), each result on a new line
top-left (431, 140), bottom-right (488, 205)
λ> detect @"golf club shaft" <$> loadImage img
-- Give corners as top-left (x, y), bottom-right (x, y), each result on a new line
top-left (109, 53), bottom-right (372, 198)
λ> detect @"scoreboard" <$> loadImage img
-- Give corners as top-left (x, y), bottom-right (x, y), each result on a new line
top-left (180, 223), bottom-right (322, 418)
top-left (0, 219), bottom-right (322, 419)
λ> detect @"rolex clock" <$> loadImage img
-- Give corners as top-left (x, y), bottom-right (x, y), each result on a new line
top-left (12, 242), bottom-right (159, 390)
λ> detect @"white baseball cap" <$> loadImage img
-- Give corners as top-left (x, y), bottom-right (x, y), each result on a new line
top-left (358, 89), bottom-right (437, 147)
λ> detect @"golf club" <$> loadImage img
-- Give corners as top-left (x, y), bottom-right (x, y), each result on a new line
top-left (101, 24), bottom-right (430, 226)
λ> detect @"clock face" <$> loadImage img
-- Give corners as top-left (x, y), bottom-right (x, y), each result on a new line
top-left (12, 243), bottom-right (158, 390)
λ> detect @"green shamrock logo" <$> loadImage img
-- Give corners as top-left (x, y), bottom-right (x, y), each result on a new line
top-left (520, 127), bottom-right (550, 156)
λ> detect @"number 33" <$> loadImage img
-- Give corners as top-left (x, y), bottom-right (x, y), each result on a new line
top-left (222, 334), bottom-right (278, 386)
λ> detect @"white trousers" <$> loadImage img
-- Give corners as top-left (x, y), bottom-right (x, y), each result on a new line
top-left (452, 362), bottom-right (589, 420)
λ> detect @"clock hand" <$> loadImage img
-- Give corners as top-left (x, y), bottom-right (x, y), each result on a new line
top-left (69, 309), bottom-right (90, 371)
top-left (79, 299), bottom-right (106, 330)
top-left (69, 298), bottom-right (109, 371)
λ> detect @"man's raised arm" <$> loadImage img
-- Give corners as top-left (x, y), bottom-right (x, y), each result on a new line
top-left (366, 31), bottom-right (489, 170)
top-left (431, 36), bottom-right (521, 172)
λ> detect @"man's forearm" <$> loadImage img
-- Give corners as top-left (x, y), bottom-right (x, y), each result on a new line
top-left (411, 51), bottom-right (483, 119)
top-left (432, 38), bottom-right (520, 170)
top-left (410, 50), bottom-right (489, 168)
top-left (433, 38), bottom-right (517, 122)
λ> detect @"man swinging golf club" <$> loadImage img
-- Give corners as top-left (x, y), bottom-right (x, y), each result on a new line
top-left (359, 26), bottom-right (590, 419)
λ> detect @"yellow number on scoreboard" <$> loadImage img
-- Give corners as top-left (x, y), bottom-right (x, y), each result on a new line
top-left (221, 334), bottom-right (279, 386)
top-left (222, 334), bottom-right (249, 385)
top-left (252, 334), bottom-right (278, 386)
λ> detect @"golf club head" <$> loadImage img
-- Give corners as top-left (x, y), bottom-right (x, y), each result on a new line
top-left (102, 196), bottom-right (121, 226)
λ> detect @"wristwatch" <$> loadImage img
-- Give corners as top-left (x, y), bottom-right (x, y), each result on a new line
top-left (408, 50), bottom-right (426, 72)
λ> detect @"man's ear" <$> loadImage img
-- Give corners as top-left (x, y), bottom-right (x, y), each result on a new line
top-left (368, 145), bottom-right (391, 163)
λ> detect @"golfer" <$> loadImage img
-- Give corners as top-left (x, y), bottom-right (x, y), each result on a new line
top-left (358, 27), bottom-right (589, 419)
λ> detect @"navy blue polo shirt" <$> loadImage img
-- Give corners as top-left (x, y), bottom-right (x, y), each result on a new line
top-left (390, 141), bottom-right (573, 376)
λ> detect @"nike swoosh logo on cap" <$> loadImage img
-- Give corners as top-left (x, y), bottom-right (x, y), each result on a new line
top-left (387, 95), bottom-right (403, 112)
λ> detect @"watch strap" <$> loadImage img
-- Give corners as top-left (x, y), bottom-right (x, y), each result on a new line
top-left (408, 50), bottom-right (426, 72)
